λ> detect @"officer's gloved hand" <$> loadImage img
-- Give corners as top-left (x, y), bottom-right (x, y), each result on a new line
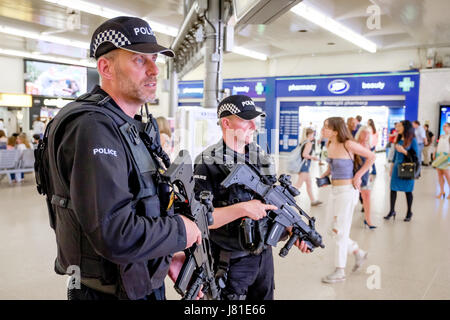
top-left (179, 215), bottom-right (202, 248)
top-left (235, 200), bottom-right (277, 221)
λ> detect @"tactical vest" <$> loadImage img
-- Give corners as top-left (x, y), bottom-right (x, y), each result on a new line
top-left (35, 92), bottom-right (171, 300)
top-left (197, 141), bottom-right (277, 258)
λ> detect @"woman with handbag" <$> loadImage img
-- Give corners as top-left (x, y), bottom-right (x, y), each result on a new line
top-left (318, 117), bottom-right (375, 284)
top-left (385, 120), bottom-right (419, 222)
top-left (433, 122), bottom-right (450, 199)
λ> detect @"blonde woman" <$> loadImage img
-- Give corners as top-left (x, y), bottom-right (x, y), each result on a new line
top-left (318, 117), bottom-right (375, 283)
top-left (355, 126), bottom-right (376, 229)
top-left (434, 122), bottom-right (450, 199)
top-left (16, 133), bottom-right (31, 150)
top-left (156, 116), bottom-right (172, 158)
top-left (293, 128), bottom-right (322, 206)
top-left (10, 133), bottom-right (31, 182)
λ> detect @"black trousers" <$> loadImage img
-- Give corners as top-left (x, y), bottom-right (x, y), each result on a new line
top-left (67, 282), bottom-right (166, 301)
top-left (223, 247), bottom-right (274, 300)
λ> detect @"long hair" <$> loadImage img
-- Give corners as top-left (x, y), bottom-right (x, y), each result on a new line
top-left (368, 119), bottom-right (376, 134)
top-left (7, 136), bottom-right (16, 147)
top-left (326, 117), bottom-right (362, 166)
top-left (327, 117), bottom-right (354, 144)
top-left (17, 133), bottom-right (31, 149)
top-left (356, 125), bottom-right (371, 148)
top-left (156, 116), bottom-right (172, 138)
top-left (396, 120), bottom-right (414, 148)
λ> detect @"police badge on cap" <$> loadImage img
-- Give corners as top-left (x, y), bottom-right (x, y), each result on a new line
top-left (217, 95), bottom-right (265, 120)
top-left (90, 16), bottom-right (175, 59)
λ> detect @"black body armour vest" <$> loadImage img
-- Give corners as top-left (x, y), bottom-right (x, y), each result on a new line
top-left (40, 92), bottom-right (172, 299)
top-left (198, 141), bottom-right (277, 258)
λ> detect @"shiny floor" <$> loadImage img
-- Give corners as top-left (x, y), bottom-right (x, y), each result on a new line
top-left (0, 154), bottom-right (449, 300)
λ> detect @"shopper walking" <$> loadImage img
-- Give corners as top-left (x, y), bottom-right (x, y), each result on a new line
top-left (32, 116), bottom-right (46, 140)
top-left (412, 120), bottom-right (427, 177)
top-left (318, 117), bottom-right (375, 283)
top-left (293, 128), bottom-right (323, 206)
top-left (355, 126), bottom-right (376, 229)
top-left (385, 120), bottom-right (419, 222)
top-left (368, 119), bottom-right (378, 175)
top-left (386, 123), bottom-right (398, 164)
top-left (423, 124), bottom-right (434, 166)
top-left (433, 122), bottom-right (450, 199)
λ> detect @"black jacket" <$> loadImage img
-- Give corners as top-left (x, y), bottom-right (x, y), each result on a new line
top-left (47, 86), bottom-right (186, 299)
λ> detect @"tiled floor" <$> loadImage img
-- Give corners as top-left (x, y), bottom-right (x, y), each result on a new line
top-left (1, 154), bottom-right (449, 300)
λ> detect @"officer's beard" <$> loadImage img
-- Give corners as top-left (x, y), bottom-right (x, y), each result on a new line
top-left (114, 64), bottom-right (156, 105)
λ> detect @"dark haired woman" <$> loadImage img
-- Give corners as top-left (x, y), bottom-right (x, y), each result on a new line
top-left (318, 117), bottom-right (375, 283)
top-left (385, 120), bottom-right (419, 222)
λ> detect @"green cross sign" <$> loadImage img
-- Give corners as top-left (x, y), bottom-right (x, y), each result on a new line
top-left (399, 77), bottom-right (415, 92)
top-left (255, 82), bottom-right (264, 95)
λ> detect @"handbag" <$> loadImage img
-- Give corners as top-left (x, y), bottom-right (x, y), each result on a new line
top-left (397, 147), bottom-right (419, 180)
top-left (432, 153), bottom-right (449, 168)
top-left (316, 176), bottom-right (331, 187)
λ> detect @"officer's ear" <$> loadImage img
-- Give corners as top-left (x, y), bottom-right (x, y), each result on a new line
top-left (220, 117), bottom-right (232, 130)
top-left (97, 55), bottom-right (115, 81)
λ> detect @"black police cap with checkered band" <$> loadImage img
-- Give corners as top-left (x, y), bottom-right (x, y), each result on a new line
top-left (217, 95), bottom-right (265, 120)
top-left (90, 16), bottom-right (174, 59)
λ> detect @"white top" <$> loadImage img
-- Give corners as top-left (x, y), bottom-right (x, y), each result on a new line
top-left (0, 122), bottom-right (6, 136)
top-left (16, 143), bottom-right (27, 151)
top-left (436, 134), bottom-right (450, 154)
top-left (415, 126), bottom-right (427, 144)
top-left (32, 121), bottom-right (46, 135)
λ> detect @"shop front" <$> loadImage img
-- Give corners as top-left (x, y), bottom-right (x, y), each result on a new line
top-left (273, 71), bottom-right (420, 153)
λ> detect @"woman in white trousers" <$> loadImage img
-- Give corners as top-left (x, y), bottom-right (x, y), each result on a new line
top-left (318, 117), bottom-right (375, 283)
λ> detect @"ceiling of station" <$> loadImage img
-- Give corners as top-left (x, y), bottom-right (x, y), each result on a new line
top-left (0, 0), bottom-right (449, 65)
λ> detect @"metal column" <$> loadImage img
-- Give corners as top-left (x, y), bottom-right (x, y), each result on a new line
top-left (202, 0), bottom-right (223, 109)
top-left (168, 59), bottom-right (178, 117)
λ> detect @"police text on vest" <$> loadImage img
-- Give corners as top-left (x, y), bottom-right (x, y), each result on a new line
top-left (93, 148), bottom-right (118, 157)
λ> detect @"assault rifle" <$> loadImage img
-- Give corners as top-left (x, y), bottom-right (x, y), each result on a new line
top-left (221, 164), bottom-right (325, 256)
top-left (162, 150), bottom-right (220, 300)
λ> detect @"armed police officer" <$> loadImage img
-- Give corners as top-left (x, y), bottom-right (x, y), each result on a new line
top-left (36, 16), bottom-right (203, 300)
top-left (193, 95), bottom-right (310, 300)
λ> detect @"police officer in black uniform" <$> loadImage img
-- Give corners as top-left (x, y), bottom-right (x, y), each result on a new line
top-left (39, 16), bottom-right (203, 300)
top-left (193, 95), bottom-right (310, 300)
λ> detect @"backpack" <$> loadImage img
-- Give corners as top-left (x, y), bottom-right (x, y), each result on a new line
top-left (287, 141), bottom-right (308, 173)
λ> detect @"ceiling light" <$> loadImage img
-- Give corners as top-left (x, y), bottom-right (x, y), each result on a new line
top-left (43, 0), bottom-right (178, 37)
top-left (43, 0), bottom-right (264, 61)
top-left (231, 46), bottom-right (267, 61)
top-left (291, 3), bottom-right (377, 53)
top-left (0, 25), bottom-right (90, 49)
top-left (0, 47), bottom-right (96, 67)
